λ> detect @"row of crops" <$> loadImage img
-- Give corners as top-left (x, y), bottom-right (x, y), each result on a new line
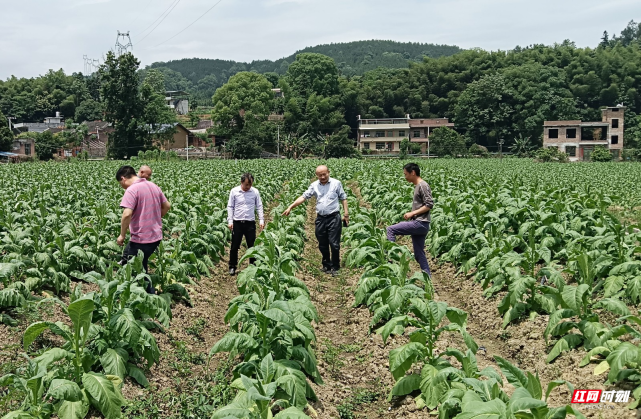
top-left (355, 159), bottom-right (641, 411)
top-left (0, 161), bottom-right (311, 419)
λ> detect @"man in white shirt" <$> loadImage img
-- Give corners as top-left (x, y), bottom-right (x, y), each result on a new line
top-left (227, 173), bottom-right (264, 276)
top-left (282, 165), bottom-right (348, 275)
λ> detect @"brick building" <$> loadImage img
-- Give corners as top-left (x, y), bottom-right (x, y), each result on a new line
top-left (356, 115), bottom-right (454, 154)
top-left (543, 106), bottom-right (624, 161)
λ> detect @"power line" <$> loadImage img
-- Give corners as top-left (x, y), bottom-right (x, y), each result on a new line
top-left (151, 0), bottom-right (225, 49)
top-left (136, 0), bottom-right (180, 36)
top-left (136, 0), bottom-right (182, 46)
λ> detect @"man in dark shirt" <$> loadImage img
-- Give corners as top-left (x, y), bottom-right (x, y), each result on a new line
top-left (386, 162), bottom-right (434, 276)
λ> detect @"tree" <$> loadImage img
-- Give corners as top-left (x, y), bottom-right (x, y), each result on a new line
top-left (34, 131), bottom-right (64, 160)
top-left (100, 52), bottom-right (148, 159)
top-left (141, 71), bottom-right (177, 145)
top-left (324, 125), bottom-right (358, 158)
top-left (591, 145), bottom-right (613, 162)
top-left (429, 127), bottom-right (466, 157)
top-left (454, 73), bottom-right (515, 147)
top-left (211, 72), bottom-right (273, 138)
top-left (283, 53), bottom-right (345, 143)
top-left (0, 110), bottom-right (14, 151)
top-left (74, 99), bottom-right (103, 122)
top-left (399, 138), bottom-right (421, 158)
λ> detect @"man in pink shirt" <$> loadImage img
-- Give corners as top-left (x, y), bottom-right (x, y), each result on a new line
top-left (116, 165), bottom-right (171, 293)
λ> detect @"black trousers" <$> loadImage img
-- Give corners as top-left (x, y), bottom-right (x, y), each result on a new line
top-left (229, 220), bottom-right (256, 269)
top-left (315, 212), bottom-right (342, 270)
top-left (120, 240), bottom-right (161, 293)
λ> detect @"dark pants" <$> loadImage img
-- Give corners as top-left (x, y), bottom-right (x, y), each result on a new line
top-left (315, 212), bottom-right (342, 271)
top-left (120, 240), bottom-right (161, 293)
top-left (386, 220), bottom-right (431, 275)
top-left (229, 220), bottom-right (256, 269)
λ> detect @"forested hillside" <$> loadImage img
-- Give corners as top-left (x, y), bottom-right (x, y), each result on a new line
top-left (145, 40), bottom-right (462, 103)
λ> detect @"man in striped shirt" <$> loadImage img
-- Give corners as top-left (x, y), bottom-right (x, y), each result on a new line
top-left (116, 165), bottom-right (171, 293)
top-left (227, 172), bottom-right (264, 276)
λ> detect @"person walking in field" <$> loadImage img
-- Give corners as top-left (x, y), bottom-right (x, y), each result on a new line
top-left (116, 165), bottom-right (171, 293)
top-left (282, 165), bottom-right (348, 275)
top-left (386, 162), bottom-right (434, 277)
top-left (138, 165), bottom-right (152, 180)
top-left (227, 172), bottom-right (264, 276)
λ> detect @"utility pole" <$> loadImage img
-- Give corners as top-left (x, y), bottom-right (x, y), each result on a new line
top-left (498, 138), bottom-right (504, 159)
top-left (277, 125), bottom-right (280, 158)
top-left (186, 134), bottom-right (189, 161)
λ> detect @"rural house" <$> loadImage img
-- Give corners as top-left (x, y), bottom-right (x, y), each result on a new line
top-left (357, 115), bottom-right (454, 153)
top-left (543, 106), bottom-right (624, 161)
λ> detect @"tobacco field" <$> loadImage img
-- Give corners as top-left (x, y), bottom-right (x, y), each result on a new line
top-left (1, 159), bottom-right (641, 419)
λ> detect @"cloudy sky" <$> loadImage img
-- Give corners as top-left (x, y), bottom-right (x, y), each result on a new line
top-left (0, 0), bottom-right (639, 79)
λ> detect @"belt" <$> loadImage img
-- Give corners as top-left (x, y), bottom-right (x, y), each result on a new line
top-left (233, 219), bottom-right (255, 223)
top-left (317, 211), bottom-right (339, 218)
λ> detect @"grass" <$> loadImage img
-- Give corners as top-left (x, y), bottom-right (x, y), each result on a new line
top-left (186, 318), bottom-right (207, 340)
top-left (336, 387), bottom-right (383, 419)
top-left (124, 360), bottom-right (235, 419)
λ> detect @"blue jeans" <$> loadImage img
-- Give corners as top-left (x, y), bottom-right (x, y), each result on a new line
top-left (386, 220), bottom-right (431, 275)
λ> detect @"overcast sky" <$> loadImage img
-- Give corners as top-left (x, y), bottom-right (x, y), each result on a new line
top-left (0, 0), bottom-right (639, 80)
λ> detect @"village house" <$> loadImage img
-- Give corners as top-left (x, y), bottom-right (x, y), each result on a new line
top-left (165, 91), bottom-right (189, 115)
top-left (543, 106), bottom-right (624, 161)
top-left (356, 115), bottom-right (454, 153)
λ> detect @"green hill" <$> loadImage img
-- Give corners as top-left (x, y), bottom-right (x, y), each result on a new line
top-left (145, 40), bottom-right (463, 104)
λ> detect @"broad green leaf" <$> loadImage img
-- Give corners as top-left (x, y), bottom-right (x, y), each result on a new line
top-left (127, 364), bottom-right (149, 388)
top-left (389, 343), bottom-right (426, 381)
top-left (547, 334), bottom-right (583, 363)
top-left (68, 299), bottom-right (95, 344)
top-left (82, 372), bottom-right (124, 419)
top-left (47, 379), bottom-right (83, 402)
top-left (390, 374), bottom-right (421, 396)
top-left (23, 321), bottom-right (51, 351)
top-left (494, 356), bottom-right (528, 388)
top-left (100, 349), bottom-right (127, 381)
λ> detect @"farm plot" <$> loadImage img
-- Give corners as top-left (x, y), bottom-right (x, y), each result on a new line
top-left (1, 158), bottom-right (641, 419)
top-left (356, 159), bottom-right (641, 416)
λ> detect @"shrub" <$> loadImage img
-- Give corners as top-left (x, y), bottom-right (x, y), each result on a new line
top-left (468, 143), bottom-right (488, 157)
top-left (591, 145), bottom-right (613, 162)
top-left (430, 127), bottom-right (467, 157)
top-left (535, 147), bottom-right (569, 163)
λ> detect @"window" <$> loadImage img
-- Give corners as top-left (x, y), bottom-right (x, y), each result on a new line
top-left (375, 131), bottom-right (385, 138)
top-left (548, 129), bottom-right (559, 139)
top-left (363, 142), bottom-right (370, 149)
top-left (612, 119), bottom-right (619, 129)
top-left (376, 142), bottom-right (385, 150)
top-left (413, 130), bottom-right (421, 138)
top-left (363, 132), bottom-right (370, 138)
top-left (566, 128), bottom-right (576, 139)
top-left (24, 144), bottom-right (31, 156)
top-left (566, 146), bottom-right (576, 157)
top-left (611, 135), bottom-right (619, 144)
top-left (387, 131), bottom-right (394, 137)
top-left (398, 130), bottom-right (405, 137)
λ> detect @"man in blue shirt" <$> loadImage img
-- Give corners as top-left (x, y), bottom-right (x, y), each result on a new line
top-left (282, 165), bottom-right (348, 275)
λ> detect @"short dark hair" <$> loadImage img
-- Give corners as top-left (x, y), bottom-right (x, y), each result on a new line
top-left (116, 166), bottom-right (136, 181)
top-left (403, 163), bottom-right (420, 177)
top-left (241, 172), bottom-right (254, 184)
